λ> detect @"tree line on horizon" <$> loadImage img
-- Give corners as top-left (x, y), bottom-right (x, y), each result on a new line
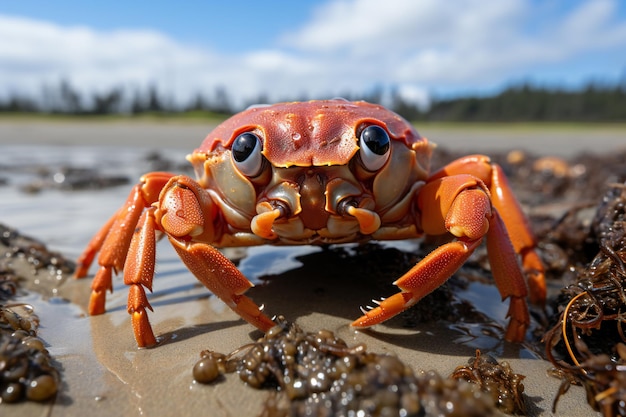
top-left (1, 80), bottom-right (625, 122)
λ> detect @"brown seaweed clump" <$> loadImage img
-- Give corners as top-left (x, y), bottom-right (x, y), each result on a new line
top-left (545, 182), bottom-right (626, 416)
top-left (451, 349), bottom-right (526, 415)
top-left (550, 342), bottom-right (626, 417)
top-left (0, 223), bottom-right (74, 404)
top-left (0, 223), bottom-right (75, 296)
top-left (194, 318), bottom-right (505, 417)
top-left (0, 305), bottom-right (59, 403)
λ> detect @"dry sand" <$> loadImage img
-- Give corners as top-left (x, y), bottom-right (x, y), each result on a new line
top-left (1, 118), bottom-right (625, 156)
top-left (2, 118), bottom-right (625, 416)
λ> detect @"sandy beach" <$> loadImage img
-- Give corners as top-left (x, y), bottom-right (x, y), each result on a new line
top-left (1, 118), bottom-right (625, 156)
top-left (2, 118), bottom-right (625, 416)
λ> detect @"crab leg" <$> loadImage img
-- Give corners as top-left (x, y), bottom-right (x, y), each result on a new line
top-left (123, 208), bottom-right (158, 347)
top-left (428, 155), bottom-right (546, 305)
top-left (74, 172), bottom-right (175, 316)
top-left (485, 208), bottom-right (530, 342)
top-left (74, 211), bottom-right (118, 279)
top-left (169, 239), bottom-right (275, 333)
top-left (352, 238), bottom-right (482, 326)
top-left (352, 174), bottom-right (530, 342)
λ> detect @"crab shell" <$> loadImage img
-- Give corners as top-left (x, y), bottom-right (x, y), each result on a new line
top-left (187, 99), bottom-right (434, 246)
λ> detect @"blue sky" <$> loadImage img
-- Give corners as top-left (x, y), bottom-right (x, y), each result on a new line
top-left (1, 0), bottom-right (626, 109)
top-left (0, 1), bottom-right (319, 53)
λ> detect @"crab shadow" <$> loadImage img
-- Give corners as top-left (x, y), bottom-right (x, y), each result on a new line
top-left (242, 242), bottom-right (537, 359)
top-left (73, 240), bottom-right (540, 359)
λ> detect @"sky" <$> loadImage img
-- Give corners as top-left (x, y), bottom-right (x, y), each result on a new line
top-left (1, 0), bottom-right (626, 110)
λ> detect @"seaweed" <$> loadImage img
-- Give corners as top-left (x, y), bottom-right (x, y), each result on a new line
top-left (0, 223), bottom-right (74, 404)
top-left (545, 183), bottom-right (626, 416)
top-left (193, 318), bottom-right (512, 417)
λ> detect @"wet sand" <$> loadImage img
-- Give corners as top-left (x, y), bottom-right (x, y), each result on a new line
top-left (2, 119), bottom-right (625, 416)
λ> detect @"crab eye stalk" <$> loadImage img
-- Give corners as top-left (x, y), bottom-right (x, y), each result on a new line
top-left (232, 132), bottom-right (264, 176)
top-left (358, 125), bottom-right (390, 171)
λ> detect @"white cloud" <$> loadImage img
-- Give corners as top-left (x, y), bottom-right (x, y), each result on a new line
top-left (0, 14), bottom-right (227, 105)
top-left (0, 0), bottom-right (625, 110)
top-left (281, 0), bottom-right (626, 88)
top-left (556, 0), bottom-right (626, 50)
top-left (395, 84), bottom-right (430, 110)
top-left (281, 0), bottom-right (525, 54)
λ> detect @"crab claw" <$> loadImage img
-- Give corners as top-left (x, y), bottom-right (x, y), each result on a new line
top-left (251, 202), bottom-right (282, 239)
top-left (345, 205), bottom-right (381, 235)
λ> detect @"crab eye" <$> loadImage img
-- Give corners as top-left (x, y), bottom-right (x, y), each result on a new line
top-left (232, 132), bottom-right (264, 176)
top-left (358, 125), bottom-right (390, 171)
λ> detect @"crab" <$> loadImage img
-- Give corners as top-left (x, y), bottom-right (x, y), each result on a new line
top-left (75, 99), bottom-right (545, 348)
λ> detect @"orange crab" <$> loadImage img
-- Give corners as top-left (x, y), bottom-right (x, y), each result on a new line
top-left (75, 99), bottom-right (545, 348)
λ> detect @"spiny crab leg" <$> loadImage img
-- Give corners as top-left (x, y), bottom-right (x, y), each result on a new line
top-left (352, 173), bottom-right (530, 342)
top-left (352, 238), bottom-right (483, 327)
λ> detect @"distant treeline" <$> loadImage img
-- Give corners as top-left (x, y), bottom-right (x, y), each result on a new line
top-left (424, 83), bottom-right (626, 122)
top-left (1, 80), bottom-right (625, 122)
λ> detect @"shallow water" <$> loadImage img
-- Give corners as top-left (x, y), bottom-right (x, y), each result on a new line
top-left (0, 143), bottom-right (598, 416)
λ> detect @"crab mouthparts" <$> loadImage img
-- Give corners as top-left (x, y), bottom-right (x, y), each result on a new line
top-left (250, 171), bottom-right (381, 241)
top-left (299, 171), bottom-right (330, 230)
